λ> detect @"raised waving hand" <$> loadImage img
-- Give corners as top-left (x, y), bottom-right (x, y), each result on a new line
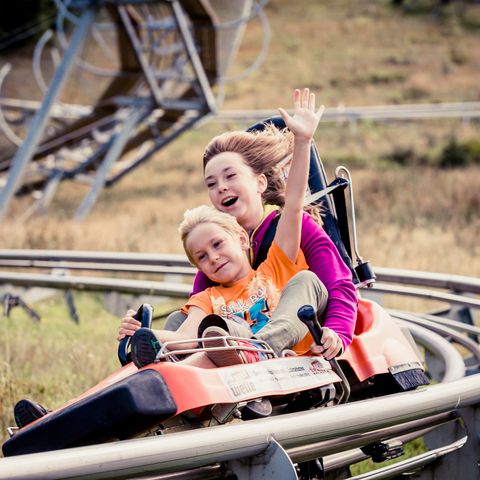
top-left (278, 88), bottom-right (324, 142)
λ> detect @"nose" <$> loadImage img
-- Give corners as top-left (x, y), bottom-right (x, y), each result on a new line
top-left (208, 251), bottom-right (220, 264)
top-left (217, 180), bottom-right (228, 193)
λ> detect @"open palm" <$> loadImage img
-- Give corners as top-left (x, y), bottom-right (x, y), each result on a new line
top-left (278, 88), bottom-right (324, 141)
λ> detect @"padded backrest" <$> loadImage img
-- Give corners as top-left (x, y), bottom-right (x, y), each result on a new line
top-left (247, 116), bottom-right (357, 280)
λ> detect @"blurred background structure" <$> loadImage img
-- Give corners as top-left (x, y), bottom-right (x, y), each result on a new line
top-left (0, 0), bottom-right (269, 220)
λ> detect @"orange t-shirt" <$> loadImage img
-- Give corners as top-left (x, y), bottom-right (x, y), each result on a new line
top-left (185, 242), bottom-right (308, 337)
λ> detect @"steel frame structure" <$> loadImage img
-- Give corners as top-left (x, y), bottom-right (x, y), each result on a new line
top-left (0, 0), bottom-right (266, 220)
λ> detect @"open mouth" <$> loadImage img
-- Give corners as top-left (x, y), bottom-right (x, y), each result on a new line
top-left (221, 196), bottom-right (238, 207)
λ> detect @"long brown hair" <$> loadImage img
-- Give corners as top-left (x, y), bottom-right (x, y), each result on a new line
top-left (203, 123), bottom-right (322, 223)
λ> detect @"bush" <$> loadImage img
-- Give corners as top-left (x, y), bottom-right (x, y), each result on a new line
top-left (439, 138), bottom-right (480, 168)
top-left (386, 147), bottom-right (416, 166)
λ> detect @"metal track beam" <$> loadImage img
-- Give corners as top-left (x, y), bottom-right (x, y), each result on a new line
top-left (0, 375), bottom-right (479, 479)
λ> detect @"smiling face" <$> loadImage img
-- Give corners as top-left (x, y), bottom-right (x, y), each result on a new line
top-left (204, 152), bottom-right (267, 233)
top-left (186, 222), bottom-right (252, 286)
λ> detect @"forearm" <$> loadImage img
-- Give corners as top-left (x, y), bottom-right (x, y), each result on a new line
top-left (276, 88), bottom-right (323, 261)
top-left (284, 137), bottom-right (312, 213)
top-left (323, 287), bottom-right (357, 350)
top-left (152, 329), bottom-right (199, 351)
top-left (276, 138), bottom-right (312, 259)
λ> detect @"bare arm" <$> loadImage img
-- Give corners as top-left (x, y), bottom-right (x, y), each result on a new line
top-left (117, 306), bottom-right (206, 350)
top-left (274, 88), bottom-right (324, 261)
top-left (151, 306), bottom-right (207, 350)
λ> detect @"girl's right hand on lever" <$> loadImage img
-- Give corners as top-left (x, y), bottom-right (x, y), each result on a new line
top-left (117, 309), bottom-right (142, 341)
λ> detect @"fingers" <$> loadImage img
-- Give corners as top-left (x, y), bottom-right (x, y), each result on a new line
top-left (286, 88), bottom-right (324, 113)
top-left (295, 87), bottom-right (324, 114)
top-left (310, 328), bottom-right (342, 360)
top-left (322, 340), bottom-right (342, 361)
top-left (293, 88), bottom-right (301, 110)
top-left (316, 104), bottom-right (325, 119)
top-left (117, 323), bottom-right (140, 341)
top-left (278, 107), bottom-right (291, 123)
top-left (117, 310), bottom-right (142, 342)
top-left (321, 328), bottom-right (342, 360)
top-left (301, 88), bottom-right (310, 108)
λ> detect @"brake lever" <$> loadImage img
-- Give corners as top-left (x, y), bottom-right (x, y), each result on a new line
top-left (297, 305), bottom-right (350, 403)
top-left (118, 304), bottom-right (153, 366)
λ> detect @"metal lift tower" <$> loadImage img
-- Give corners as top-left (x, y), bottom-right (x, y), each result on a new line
top-left (0, 0), bottom-right (268, 220)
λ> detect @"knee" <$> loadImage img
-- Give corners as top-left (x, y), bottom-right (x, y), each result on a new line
top-left (289, 270), bottom-right (322, 290)
top-left (164, 310), bottom-right (187, 331)
top-left (289, 270), bottom-right (317, 284)
top-left (288, 270), bottom-right (328, 302)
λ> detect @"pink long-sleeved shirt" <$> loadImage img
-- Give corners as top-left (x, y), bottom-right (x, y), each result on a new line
top-left (191, 211), bottom-right (358, 351)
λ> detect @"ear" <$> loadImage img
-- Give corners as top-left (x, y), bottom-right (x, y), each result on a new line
top-left (239, 230), bottom-right (250, 251)
top-left (257, 173), bottom-right (267, 194)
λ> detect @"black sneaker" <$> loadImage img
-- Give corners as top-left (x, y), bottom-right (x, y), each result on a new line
top-left (14, 399), bottom-right (50, 429)
top-left (131, 328), bottom-right (162, 368)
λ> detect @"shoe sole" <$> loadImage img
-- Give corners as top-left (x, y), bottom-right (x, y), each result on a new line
top-left (131, 328), bottom-right (161, 368)
top-left (203, 330), bottom-right (244, 367)
top-left (14, 399), bottom-right (49, 429)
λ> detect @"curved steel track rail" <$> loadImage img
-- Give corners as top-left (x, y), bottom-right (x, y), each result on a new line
top-left (0, 250), bottom-right (478, 479)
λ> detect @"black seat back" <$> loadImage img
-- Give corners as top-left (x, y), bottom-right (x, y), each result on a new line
top-left (247, 116), bottom-right (357, 282)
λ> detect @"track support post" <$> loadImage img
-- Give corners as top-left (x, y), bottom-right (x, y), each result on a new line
top-left (228, 438), bottom-right (298, 479)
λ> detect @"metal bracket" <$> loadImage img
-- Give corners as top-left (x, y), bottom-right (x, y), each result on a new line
top-left (335, 166), bottom-right (376, 289)
top-left (297, 457), bottom-right (325, 480)
top-left (228, 438), bottom-right (298, 480)
top-left (209, 403), bottom-right (240, 425)
top-left (6, 426), bottom-right (18, 438)
top-left (360, 440), bottom-right (404, 463)
top-left (64, 290), bottom-right (79, 323)
top-left (2, 293), bottom-right (41, 322)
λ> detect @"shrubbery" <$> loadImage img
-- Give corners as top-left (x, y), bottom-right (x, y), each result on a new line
top-left (384, 137), bottom-right (480, 168)
top-left (439, 138), bottom-right (480, 168)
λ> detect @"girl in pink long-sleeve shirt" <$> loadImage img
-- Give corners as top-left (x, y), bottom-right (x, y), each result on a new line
top-left (119, 92), bottom-right (357, 359)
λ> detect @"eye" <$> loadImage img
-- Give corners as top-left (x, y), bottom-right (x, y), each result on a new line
top-left (197, 253), bottom-right (206, 262)
top-left (213, 239), bottom-right (223, 248)
top-left (206, 181), bottom-right (216, 189)
top-left (226, 173), bottom-right (236, 180)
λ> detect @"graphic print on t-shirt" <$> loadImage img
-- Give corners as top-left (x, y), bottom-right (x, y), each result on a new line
top-left (234, 297), bottom-right (271, 334)
top-left (211, 274), bottom-right (281, 332)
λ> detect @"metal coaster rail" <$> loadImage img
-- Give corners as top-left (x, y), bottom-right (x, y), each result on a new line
top-left (0, 377), bottom-right (477, 479)
top-left (212, 101), bottom-right (480, 123)
top-left (0, 249), bottom-right (479, 478)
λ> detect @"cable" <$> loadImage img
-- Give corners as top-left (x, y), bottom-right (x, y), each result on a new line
top-left (0, 10), bottom-right (57, 51)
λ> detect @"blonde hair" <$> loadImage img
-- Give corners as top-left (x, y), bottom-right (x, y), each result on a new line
top-left (179, 205), bottom-right (246, 265)
top-left (203, 123), bottom-right (322, 224)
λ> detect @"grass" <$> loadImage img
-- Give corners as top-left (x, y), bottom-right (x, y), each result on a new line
top-left (0, 292), bottom-right (119, 438)
top-left (0, 0), bottom-right (479, 467)
top-left (0, 291), bottom-right (175, 445)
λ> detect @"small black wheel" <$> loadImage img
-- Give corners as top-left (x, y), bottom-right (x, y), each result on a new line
top-left (118, 304), bottom-right (153, 366)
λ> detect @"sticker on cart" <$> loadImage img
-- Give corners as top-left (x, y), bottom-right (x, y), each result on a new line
top-left (217, 357), bottom-right (341, 401)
